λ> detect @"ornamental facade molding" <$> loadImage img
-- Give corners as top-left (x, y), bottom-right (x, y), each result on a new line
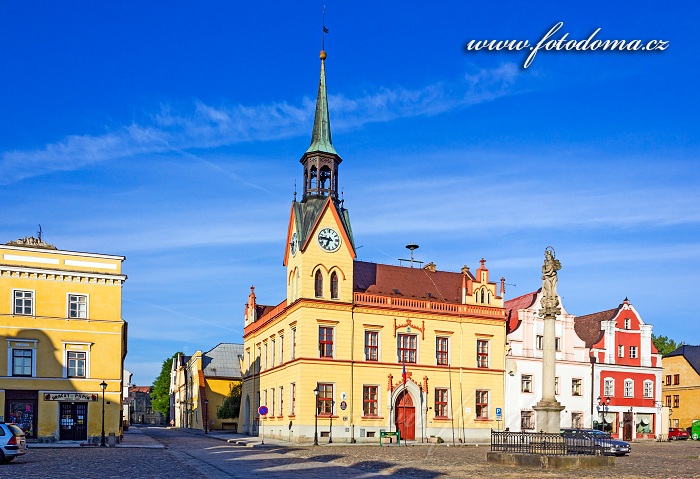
top-left (6, 236), bottom-right (57, 250)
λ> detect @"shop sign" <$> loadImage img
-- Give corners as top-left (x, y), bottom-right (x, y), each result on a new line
top-left (44, 393), bottom-right (98, 401)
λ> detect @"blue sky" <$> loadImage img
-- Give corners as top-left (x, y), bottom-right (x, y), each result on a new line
top-left (1, 2), bottom-right (698, 385)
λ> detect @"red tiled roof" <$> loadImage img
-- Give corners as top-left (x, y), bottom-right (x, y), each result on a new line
top-left (504, 290), bottom-right (539, 334)
top-left (353, 261), bottom-right (474, 304)
top-left (574, 308), bottom-right (619, 348)
top-left (130, 386), bottom-right (151, 394)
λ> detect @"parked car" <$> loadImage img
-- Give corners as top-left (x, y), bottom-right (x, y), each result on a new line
top-left (0, 423), bottom-right (28, 463)
top-left (669, 427), bottom-right (690, 440)
top-left (561, 428), bottom-right (631, 456)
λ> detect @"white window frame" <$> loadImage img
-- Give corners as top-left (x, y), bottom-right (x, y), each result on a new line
top-left (271, 338), bottom-right (276, 367)
top-left (63, 342), bottom-right (92, 378)
top-left (624, 379), bottom-right (634, 397)
top-left (476, 339), bottom-right (489, 368)
top-left (629, 346), bottom-right (638, 359)
top-left (643, 380), bottom-right (653, 398)
top-left (291, 327), bottom-right (296, 360)
top-left (7, 339), bottom-right (38, 377)
top-left (555, 376), bottom-right (560, 395)
top-left (521, 374), bottom-right (533, 393)
top-left (604, 378), bottom-right (614, 397)
top-left (12, 289), bottom-right (35, 316)
top-left (67, 293), bottom-right (88, 319)
top-left (572, 378), bottom-right (582, 396)
top-left (263, 342), bottom-right (268, 370)
top-left (436, 336), bottom-right (450, 366)
top-left (521, 410), bottom-right (534, 430)
top-left (624, 318), bottom-right (631, 330)
top-left (618, 345), bottom-right (624, 357)
top-left (555, 337), bottom-right (561, 351)
top-left (536, 335), bottom-right (543, 350)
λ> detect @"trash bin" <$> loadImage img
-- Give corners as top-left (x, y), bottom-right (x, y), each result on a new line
top-left (108, 433), bottom-right (116, 447)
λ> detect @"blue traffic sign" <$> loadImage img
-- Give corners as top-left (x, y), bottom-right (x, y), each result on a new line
top-left (495, 407), bottom-right (502, 419)
top-left (258, 405), bottom-right (268, 416)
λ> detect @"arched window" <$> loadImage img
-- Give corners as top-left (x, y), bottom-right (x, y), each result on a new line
top-left (310, 166), bottom-right (318, 190)
top-left (330, 271), bottom-right (339, 299)
top-left (315, 270), bottom-right (323, 298)
top-left (320, 165), bottom-right (331, 194)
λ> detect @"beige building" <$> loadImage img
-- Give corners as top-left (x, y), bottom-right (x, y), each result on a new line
top-left (170, 343), bottom-right (243, 432)
top-left (0, 235), bottom-right (127, 443)
top-left (240, 49), bottom-right (507, 444)
top-left (662, 345), bottom-right (700, 431)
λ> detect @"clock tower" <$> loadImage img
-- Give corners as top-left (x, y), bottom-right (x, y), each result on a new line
top-left (283, 49), bottom-right (355, 303)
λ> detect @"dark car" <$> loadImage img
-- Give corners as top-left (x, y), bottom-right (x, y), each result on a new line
top-left (0, 423), bottom-right (28, 463)
top-left (561, 428), bottom-right (631, 456)
top-left (669, 427), bottom-right (690, 440)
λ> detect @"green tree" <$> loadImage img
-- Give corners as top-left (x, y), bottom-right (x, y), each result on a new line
top-left (652, 334), bottom-right (683, 356)
top-left (217, 382), bottom-right (242, 419)
top-left (151, 352), bottom-right (181, 418)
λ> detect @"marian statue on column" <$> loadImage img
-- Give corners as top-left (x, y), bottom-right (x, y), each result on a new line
top-left (540, 246), bottom-right (562, 315)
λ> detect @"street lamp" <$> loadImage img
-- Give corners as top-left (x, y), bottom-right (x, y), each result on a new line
top-left (100, 381), bottom-right (107, 447)
top-left (329, 400), bottom-right (335, 444)
top-left (313, 386), bottom-right (319, 446)
top-left (204, 399), bottom-right (209, 434)
top-left (597, 396), bottom-right (610, 432)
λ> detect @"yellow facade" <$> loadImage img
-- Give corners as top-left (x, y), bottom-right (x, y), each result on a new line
top-left (0, 239), bottom-right (126, 443)
top-left (662, 354), bottom-right (700, 429)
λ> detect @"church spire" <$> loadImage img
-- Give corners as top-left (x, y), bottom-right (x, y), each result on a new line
top-left (306, 50), bottom-right (337, 156)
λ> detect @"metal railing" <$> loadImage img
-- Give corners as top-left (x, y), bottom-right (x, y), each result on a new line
top-left (491, 429), bottom-right (614, 456)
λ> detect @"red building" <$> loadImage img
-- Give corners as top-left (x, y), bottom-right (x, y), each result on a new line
top-left (575, 298), bottom-right (663, 440)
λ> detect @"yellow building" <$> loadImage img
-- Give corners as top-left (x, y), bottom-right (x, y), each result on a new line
top-left (662, 345), bottom-right (700, 430)
top-left (171, 344), bottom-right (243, 432)
top-left (240, 49), bottom-right (507, 443)
top-left (0, 235), bottom-right (126, 443)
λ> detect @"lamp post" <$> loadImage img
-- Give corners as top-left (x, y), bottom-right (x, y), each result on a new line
top-left (204, 399), bottom-right (209, 434)
top-left (329, 400), bottom-right (335, 444)
top-left (597, 396), bottom-right (610, 432)
top-left (313, 386), bottom-right (319, 446)
top-left (100, 381), bottom-right (107, 447)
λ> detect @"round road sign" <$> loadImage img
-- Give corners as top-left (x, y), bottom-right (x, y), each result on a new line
top-left (258, 405), bottom-right (269, 416)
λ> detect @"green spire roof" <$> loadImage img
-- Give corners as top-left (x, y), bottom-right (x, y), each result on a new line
top-left (306, 51), bottom-right (337, 155)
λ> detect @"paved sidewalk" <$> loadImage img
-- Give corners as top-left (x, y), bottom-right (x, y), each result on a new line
top-left (28, 425), bottom-right (165, 448)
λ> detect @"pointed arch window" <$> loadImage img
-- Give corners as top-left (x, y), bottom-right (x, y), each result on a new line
top-left (314, 270), bottom-right (323, 298)
top-left (330, 271), bottom-right (339, 299)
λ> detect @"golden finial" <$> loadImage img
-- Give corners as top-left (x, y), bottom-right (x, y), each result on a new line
top-left (320, 50), bottom-right (327, 60)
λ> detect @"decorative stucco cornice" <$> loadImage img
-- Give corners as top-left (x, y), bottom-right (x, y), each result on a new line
top-left (0, 265), bottom-right (126, 284)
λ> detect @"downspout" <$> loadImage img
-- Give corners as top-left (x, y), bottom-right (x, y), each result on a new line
top-left (351, 304), bottom-right (356, 443)
top-left (459, 317), bottom-right (465, 442)
top-left (449, 362), bottom-right (455, 445)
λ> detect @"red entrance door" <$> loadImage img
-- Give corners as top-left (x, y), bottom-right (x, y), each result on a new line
top-left (395, 390), bottom-right (415, 440)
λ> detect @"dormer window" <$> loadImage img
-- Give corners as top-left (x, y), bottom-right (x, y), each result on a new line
top-left (624, 318), bottom-right (631, 330)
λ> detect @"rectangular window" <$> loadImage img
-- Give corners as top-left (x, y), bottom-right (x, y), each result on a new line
top-left (673, 395), bottom-right (680, 408)
top-left (555, 376), bottom-right (560, 395)
top-left (572, 412), bottom-right (583, 428)
top-left (475, 390), bottom-right (488, 419)
top-left (319, 327), bottom-right (334, 358)
top-left (291, 383), bottom-right (296, 415)
top-left (280, 335), bottom-right (284, 364)
top-left (68, 351), bottom-right (86, 378)
top-left (263, 343), bottom-right (268, 370)
top-left (644, 381), bottom-right (653, 398)
top-left (674, 374), bottom-right (680, 385)
top-left (13, 290), bottom-right (33, 315)
top-left (624, 318), bottom-right (631, 330)
top-left (604, 378), bottom-right (614, 397)
top-left (521, 374), bottom-right (532, 393)
top-left (279, 386), bottom-right (284, 416)
top-left (624, 380), bottom-right (634, 397)
top-left (665, 375), bottom-right (671, 386)
top-left (271, 339), bottom-right (276, 367)
top-left (477, 340), bottom-right (489, 368)
top-left (435, 388), bottom-right (448, 418)
top-left (436, 337), bottom-right (449, 366)
top-left (618, 345), bottom-right (624, 358)
top-left (271, 388), bottom-right (275, 416)
top-left (521, 411), bottom-right (534, 430)
top-left (263, 390), bottom-right (268, 410)
top-left (629, 346), bottom-right (638, 359)
top-left (363, 386), bottom-right (378, 417)
top-left (291, 328), bottom-right (296, 360)
top-left (12, 349), bottom-right (32, 376)
top-left (318, 383), bottom-right (333, 415)
top-left (572, 378), bottom-right (582, 396)
top-left (555, 337), bottom-right (561, 351)
top-left (68, 294), bottom-right (87, 318)
top-left (365, 331), bottom-right (378, 361)
top-left (256, 345), bottom-right (261, 373)
top-left (665, 395), bottom-right (671, 408)
top-left (536, 335), bottom-right (543, 350)
top-left (397, 334), bottom-right (417, 363)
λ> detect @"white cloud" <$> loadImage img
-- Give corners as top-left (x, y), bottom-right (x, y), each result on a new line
top-left (0, 64), bottom-right (521, 185)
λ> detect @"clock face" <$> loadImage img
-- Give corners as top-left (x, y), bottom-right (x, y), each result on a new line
top-left (317, 227), bottom-right (341, 252)
top-left (290, 232), bottom-right (298, 256)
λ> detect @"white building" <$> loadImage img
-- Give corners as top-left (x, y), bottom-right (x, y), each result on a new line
top-left (504, 290), bottom-right (592, 431)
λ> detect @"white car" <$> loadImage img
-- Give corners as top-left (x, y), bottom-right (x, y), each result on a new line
top-left (0, 423), bottom-right (28, 463)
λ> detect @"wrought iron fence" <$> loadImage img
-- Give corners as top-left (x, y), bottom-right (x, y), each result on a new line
top-left (491, 429), bottom-right (614, 456)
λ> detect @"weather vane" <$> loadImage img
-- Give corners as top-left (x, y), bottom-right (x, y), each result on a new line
top-left (322, 5), bottom-right (329, 51)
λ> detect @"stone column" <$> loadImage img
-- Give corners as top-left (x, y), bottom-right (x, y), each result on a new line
top-left (533, 247), bottom-right (565, 432)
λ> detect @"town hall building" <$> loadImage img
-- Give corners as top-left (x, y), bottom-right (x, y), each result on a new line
top-left (239, 48), bottom-right (508, 443)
